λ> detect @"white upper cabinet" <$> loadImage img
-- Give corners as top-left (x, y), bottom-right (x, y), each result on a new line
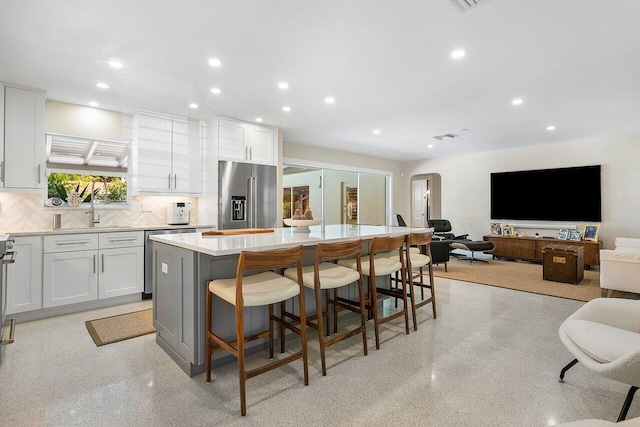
top-left (2, 86), bottom-right (46, 190)
top-left (218, 119), bottom-right (246, 162)
top-left (133, 111), bottom-right (202, 194)
top-left (245, 124), bottom-right (275, 165)
top-left (172, 118), bottom-right (203, 193)
top-left (217, 118), bottom-right (276, 166)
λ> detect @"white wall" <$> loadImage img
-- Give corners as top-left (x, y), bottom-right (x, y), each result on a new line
top-left (398, 133), bottom-right (640, 249)
top-left (45, 100), bottom-right (124, 140)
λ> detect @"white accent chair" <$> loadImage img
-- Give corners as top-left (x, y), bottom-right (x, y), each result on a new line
top-left (600, 238), bottom-right (640, 297)
top-left (559, 298), bottom-right (640, 422)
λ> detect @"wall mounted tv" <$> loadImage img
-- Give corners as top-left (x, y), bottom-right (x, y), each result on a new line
top-left (490, 165), bottom-right (601, 222)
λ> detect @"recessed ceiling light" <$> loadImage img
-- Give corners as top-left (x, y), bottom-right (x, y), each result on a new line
top-left (427, 144), bottom-right (434, 148)
top-left (325, 97), bottom-right (335, 104)
top-left (451, 49), bottom-right (465, 59)
top-left (210, 87), bottom-right (222, 94)
top-left (547, 125), bottom-right (556, 131)
top-left (88, 101), bottom-right (99, 107)
top-left (373, 129), bottom-right (381, 134)
top-left (511, 98), bottom-right (523, 105)
top-left (282, 106), bottom-right (291, 112)
top-left (255, 117), bottom-right (264, 122)
top-left (107, 60), bottom-right (123, 69)
top-left (96, 82), bottom-right (109, 89)
top-left (208, 58), bottom-right (222, 67)
top-left (278, 82), bottom-right (289, 89)
top-left (189, 103), bottom-right (198, 109)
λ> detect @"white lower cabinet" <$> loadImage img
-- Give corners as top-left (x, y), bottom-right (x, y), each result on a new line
top-left (6, 236), bottom-right (43, 315)
top-left (42, 231), bottom-right (144, 309)
top-left (98, 246), bottom-right (144, 298)
top-left (43, 250), bottom-right (98, 308)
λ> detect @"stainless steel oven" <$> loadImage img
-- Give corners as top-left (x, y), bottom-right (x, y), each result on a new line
top-left (0, 234), bottom-right (16, 365)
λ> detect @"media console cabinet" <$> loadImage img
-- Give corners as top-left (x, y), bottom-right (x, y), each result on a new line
top-left (482, 235), bottom-right (603, 268)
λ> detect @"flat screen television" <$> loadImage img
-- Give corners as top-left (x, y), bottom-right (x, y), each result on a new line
top-left (491, 165), bottom-right (601, 222)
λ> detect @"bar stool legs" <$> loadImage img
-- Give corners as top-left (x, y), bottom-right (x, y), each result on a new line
top-left (205, 245), bottom-right (308, 416)
top-left (284, 239), bottom-right (367, 376)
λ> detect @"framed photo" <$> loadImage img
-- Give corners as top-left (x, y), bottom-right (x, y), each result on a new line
top-left (568, 230), bottom-right (582, 241)
top-left (557, 229), bottom-right (569, 240)
top-left (583, 224), bottom-right (600, 241)
top-left (503, 226), bottom-right (515, 237)
top-left (490, 222), bottom-right (502, 236)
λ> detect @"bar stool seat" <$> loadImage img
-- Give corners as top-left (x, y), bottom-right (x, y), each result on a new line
top-left (284, 262), bottom-right (360, 290)
top-left (205, 245), bottom-right (309, 416)
top-left (338, 256), bottom-right (402, 276)
top-left (282, 239), bottom-right (368, 376)
top-left (209, 271), bottom-right (300, 306)
top-left (381, 251), bottom-right (431, 268)
top-left (338, 235), bottom-right (409, 350)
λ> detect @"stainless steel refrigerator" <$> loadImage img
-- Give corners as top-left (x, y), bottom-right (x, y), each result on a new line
top-left (218, 161), bottom-right (278, 229)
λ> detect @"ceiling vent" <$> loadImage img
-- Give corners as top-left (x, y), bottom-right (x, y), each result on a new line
top-left (433, 133), bottom-right (459, 141)
top-left (453, 0), bottom-right (491, 11)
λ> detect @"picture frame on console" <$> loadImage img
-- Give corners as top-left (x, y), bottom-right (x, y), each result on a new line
top-left (490, 222), bottom-right (503, 236)
top-left (503, 226), bottom-right (515, 237)
top-left (583, 224), bottom-right (600, 241)
top-left (558, 229), bottom-right (569, 240)
top-left (568, 230), bottom-right (582, 241)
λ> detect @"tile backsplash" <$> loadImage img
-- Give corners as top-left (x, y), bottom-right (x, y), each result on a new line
top-left (0, 193), bottom-right (201, 231)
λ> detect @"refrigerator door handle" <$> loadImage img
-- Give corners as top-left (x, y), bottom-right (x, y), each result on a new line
top-left (252, 176), bottom-right (258, 227)
top-left (247, 177), bottom-right (253, 228)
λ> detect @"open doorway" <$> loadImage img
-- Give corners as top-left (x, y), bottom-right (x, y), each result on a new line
top-left (411, 173), bottom-right (442, 227)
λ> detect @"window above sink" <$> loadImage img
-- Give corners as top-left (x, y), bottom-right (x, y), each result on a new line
top-left (44, 133), bottom-right (130, 208)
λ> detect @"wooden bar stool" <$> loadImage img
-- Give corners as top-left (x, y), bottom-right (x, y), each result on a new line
top-left (338, 235), bottom-right (409, 350)
top-left (205, 245), bottom-right (309, 416)
top-left (282, 239), bottom-right (368, 376)
top-left (384, 232), bottom-right (436, 330)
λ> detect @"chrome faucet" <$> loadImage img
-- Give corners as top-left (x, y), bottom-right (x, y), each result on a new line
top-left (85, 181), bottom-right (100, 227)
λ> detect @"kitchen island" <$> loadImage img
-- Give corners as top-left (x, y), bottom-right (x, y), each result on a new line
top-left (150, 224), bottom-right (428, 376)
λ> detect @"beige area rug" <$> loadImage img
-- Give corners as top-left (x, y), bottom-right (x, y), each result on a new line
top-left (432, 259), bottom-right (623, 302)
top-left (85, 309), bottom-right (155, 347)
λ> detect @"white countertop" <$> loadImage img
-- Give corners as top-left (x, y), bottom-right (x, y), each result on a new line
top-left (149, 224), bottom-right (430, 256)
top-left (6, 224), bottom-right (214, 236)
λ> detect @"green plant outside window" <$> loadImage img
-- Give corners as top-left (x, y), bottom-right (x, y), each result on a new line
top-left (47, 173), bottom-right (127, 205)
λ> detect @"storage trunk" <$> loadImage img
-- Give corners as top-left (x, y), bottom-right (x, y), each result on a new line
top-left (543, 244), bottom-right (585, 284)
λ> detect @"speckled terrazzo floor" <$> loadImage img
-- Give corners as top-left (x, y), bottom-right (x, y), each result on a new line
top-left (1, 278), bottom-right (638, 426)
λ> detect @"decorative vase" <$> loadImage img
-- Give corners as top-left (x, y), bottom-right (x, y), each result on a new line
top-left (66, 191), bottom-right (82, 207)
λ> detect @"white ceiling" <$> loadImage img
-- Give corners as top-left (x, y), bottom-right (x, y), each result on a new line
top-left (1, 0), bottom-right (639, 161)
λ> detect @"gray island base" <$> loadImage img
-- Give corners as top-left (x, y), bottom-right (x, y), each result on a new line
top-left (150, 224), bottom-right (428, 377)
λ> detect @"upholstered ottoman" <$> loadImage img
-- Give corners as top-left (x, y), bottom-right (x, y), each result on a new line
top-left (449, 240), bottom-right (495, 263)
